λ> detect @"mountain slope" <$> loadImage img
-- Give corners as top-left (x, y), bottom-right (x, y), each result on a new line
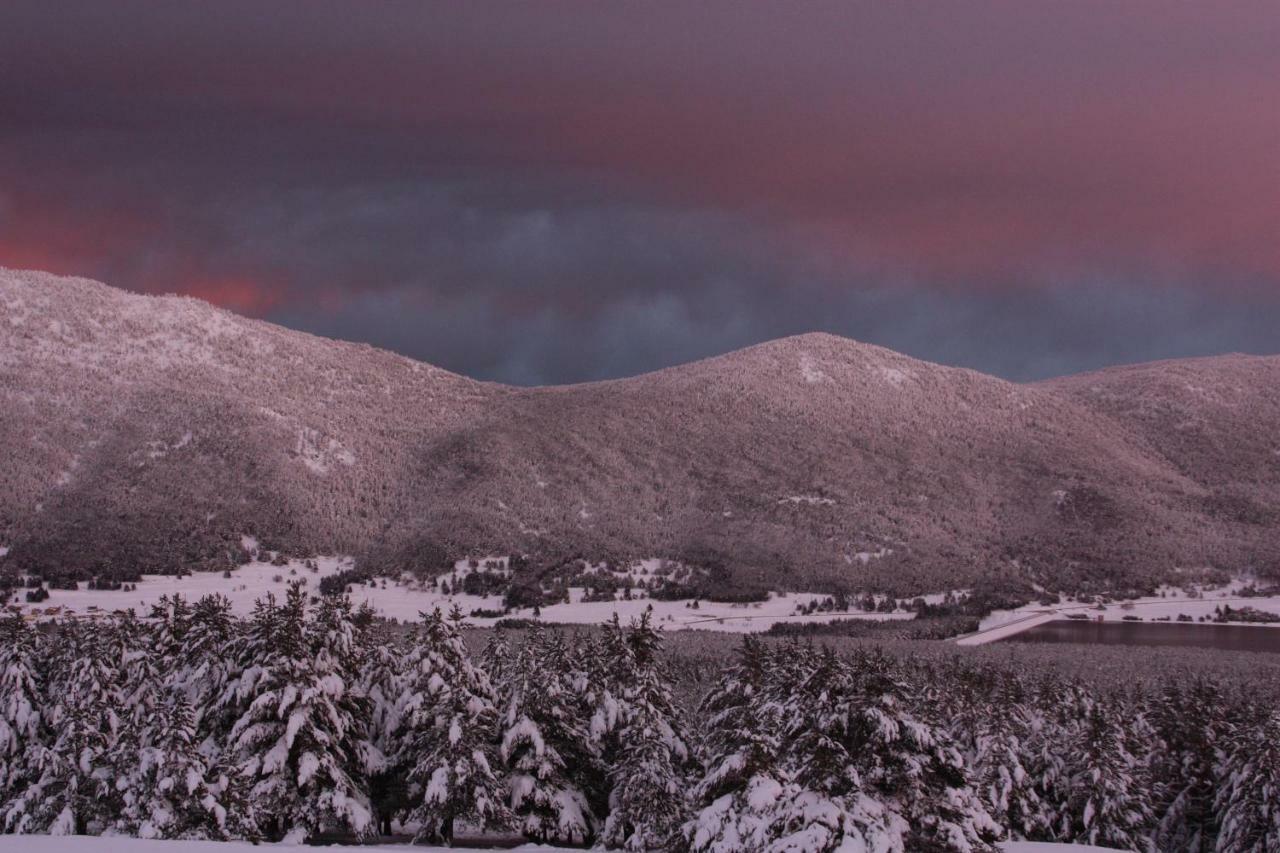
top-left (2, 268), bottom-right (1278, 594)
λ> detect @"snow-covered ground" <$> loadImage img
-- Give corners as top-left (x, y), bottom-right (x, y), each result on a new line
top-left (5, 553), bottom-right (913, 633)
top-left (969, 579), bottom-right (1280, 643)
top-left (1003, 840), bottom-right (1116, 845)
top-left (0, 839), bottom-right (570, 853)
top-left (0, 836), bottom-right (1115, 852)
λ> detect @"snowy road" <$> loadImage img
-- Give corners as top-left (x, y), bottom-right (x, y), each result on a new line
top-left (953, 611), bottom-right (1059, 646)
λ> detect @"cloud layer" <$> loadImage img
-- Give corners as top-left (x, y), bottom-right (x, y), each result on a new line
top-left (1, 1), bottom-right (1277, 383)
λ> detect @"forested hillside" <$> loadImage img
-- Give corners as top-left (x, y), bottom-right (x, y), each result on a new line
top-left (4, 268), bottom-right (1280, 596)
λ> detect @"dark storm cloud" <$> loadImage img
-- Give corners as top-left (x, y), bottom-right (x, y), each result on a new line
top-left (1, 1), bottom-right (1277, 384)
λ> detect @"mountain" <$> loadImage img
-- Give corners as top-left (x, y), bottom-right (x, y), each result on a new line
top-left (2, 268), bottom-right (1279, 595)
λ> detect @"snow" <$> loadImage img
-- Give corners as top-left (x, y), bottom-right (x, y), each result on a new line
top-left (1002, 845), bottom-right (1118, 852)
top-left (799, 353), bottom-right (829, 383)
top-left (295, 428), bottom-right (355, 475)
top-left (779, 495), bottom-right (836, 506)
top-left (0, 838), bottom-right (581, 852)
top-left (876, 365), bottom-right (913, 386)
top-left (977, 579), bottom-right (1280, 635)
top-left (955, 612), bottom-right (1060, 646)
top-left (3, 551), bottom-right (908, 633)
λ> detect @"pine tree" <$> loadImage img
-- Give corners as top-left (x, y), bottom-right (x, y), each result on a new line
top-left (1150, 677), bottom-right (1227, 852)
top-left (969, 701), bottom-right (1049, 842)
top-left (114, 690), bottom-right (243, 839)
top-left (225, 584), bottom-right (373, 842)
top-left (844, 650), bottom-right (999, 851)
top-left (480, 629), bottom-right (512, 689)
top-left (0, 614), bottom-right (45, 824)
top-left (183, 594), bottom-right (243, 753)
top-left (597, 609), bottom-right (691, 851)
top-left (8, 620), bottom-right (123, 834)
top-left (1215, 711), bottom-right (1280, 853)
top-left (685, 636), bottom-right (794, 852)
top-left (360, 618), bottom-right (409, 836)
top-left (1058, 697), bottom-right (1154, 849)
top-left (499, 627), bottom-right (595, 844)
top-left (397, 607), bottom-right (509, 844)
top-left (771, 646), bottom-right (908, 851)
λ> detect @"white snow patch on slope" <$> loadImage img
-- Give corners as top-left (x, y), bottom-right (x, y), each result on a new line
top-left (876, 365), bottom-right (913, 386)
top-left (296, 427), bottom-right (356, 474)
top-left (798, 353), bottom-right (828, 384)
top-left (779, 494), bottom-right (835, 506)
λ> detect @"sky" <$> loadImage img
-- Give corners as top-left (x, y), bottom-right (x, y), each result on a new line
top-left (1, 1), bottom-right (1277, 385)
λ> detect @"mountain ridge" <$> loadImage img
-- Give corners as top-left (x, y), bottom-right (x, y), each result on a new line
top-left (3, 267), bottom-right (1279, 594)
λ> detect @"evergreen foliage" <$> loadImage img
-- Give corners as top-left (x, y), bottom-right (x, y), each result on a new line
top-left (0, 594), bottom-right (1271, 851)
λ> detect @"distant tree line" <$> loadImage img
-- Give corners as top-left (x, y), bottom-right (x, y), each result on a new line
top-left (0, 593), bottom-right (1277, 850)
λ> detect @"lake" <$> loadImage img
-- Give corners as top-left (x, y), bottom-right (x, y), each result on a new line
top-left (1001, 619), bottom-right (1280, 653)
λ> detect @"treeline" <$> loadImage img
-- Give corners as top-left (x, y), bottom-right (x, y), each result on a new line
top-left (0, 592), bottom-right (1277, 851)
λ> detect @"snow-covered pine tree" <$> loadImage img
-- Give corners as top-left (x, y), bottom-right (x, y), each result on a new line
top-left (480, 629), bottom-right (512, 690)
top-left (1057, 697), bottom-right (1154, 849)
top-left (397, 607), bottom-right (509, 844)
top-left (1014, 679), bottom-right (1079, 842)
top-left (499, 626), bottom-right (595, 844)
top-left (1214, 710), bottom-right (1280, 853)
top-left (769, 645), bottom-right (908, 851)
top-left (841, 648), bottom-right (1000, 851)
top-left (184, 594), bottom-right (243, 754)
top-left (685, 635), bottom-right (794, 852)
top-left (359, 617), bottom-right (409, 836)
top-left (7, 619), bottom-right (123, 834)
top-left (149, 594), bottom-right (193, 666)
top-left (225, 584), bottom-right (373, 842)
top-left (968, 699), bottom-right (1050, 842)
top-left (1150, 677), bottom-right (1227, 852)
top-left (114, 689), bottom-right (244, 840)
top-left (0, 614), bottom-right (45, 814)
top-left (113, 609), bottom-right (164, 759)
top-left (597, 608), bottom-right (691, 851)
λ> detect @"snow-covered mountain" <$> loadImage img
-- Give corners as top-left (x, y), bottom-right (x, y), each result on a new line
top-left (2, 267), bottom-right (1279, 593)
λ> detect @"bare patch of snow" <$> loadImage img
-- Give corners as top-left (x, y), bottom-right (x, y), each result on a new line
top-left (295, 427), bottom-right (356, 474)
top-left (876, 365), bottom-right (912, 387)
top-left (778, 494), bottom-right (835, 506)
top-left (798, 353), bottom-right (828, 384)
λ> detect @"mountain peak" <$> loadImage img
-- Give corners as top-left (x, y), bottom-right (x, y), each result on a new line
top-left (4, 268), bottom-right (1279, 594)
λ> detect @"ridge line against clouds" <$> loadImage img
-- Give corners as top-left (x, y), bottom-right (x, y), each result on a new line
top-left (1, 0), bottom-right (1277, 384)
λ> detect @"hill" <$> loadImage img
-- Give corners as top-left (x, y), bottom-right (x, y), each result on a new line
top-left (2, 268), bottom-right (1278, 595)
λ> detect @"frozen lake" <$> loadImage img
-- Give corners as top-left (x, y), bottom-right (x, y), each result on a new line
top-left (1000, 618), bottom-right (1280, 653)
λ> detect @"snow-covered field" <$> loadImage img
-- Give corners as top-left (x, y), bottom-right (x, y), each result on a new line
top-left (6, 553), bottom-right (913, 633)
top-left (0, 836), bottom-right (1113, 852)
